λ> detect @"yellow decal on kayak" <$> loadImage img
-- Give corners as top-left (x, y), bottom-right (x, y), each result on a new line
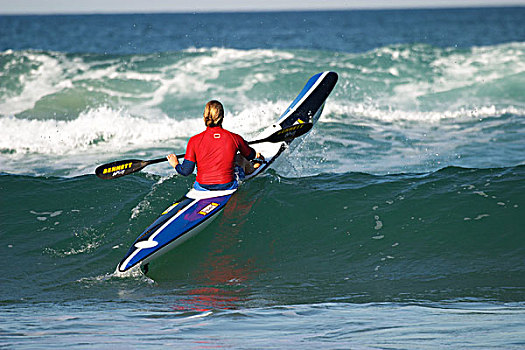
top-left (199, 202), bottom-right (219, 215)
top-left (102, 162), bottom-right (133, 174)
top-left (162, 202), bottom-right (179, 215)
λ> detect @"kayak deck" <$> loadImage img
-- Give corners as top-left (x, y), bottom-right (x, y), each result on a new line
top-left (117, 189), bottom-right (236, 272)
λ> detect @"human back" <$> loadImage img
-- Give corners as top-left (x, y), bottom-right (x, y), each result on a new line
top-left (167, 100), bottom-right (260, 189)
top-left (186, 126), bottom-right (251, 185)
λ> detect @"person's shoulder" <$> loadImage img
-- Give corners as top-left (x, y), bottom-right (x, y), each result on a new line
top-left (189, 129), bottom-right (207, 142)
top-left (223, 128), bottom-right (244, 141)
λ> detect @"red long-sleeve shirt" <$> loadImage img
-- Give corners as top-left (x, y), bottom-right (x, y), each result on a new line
top-left (182, 126), bottom-right (254, 185)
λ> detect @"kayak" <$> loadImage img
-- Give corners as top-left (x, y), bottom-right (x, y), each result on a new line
top-left (116, 71), bottom-right (338, 273)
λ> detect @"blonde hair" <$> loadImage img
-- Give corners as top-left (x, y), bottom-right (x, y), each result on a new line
top-left (203, 100), bottom-right (224, 127)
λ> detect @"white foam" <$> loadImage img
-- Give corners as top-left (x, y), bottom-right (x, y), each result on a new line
top-left (432, 43), bottom-right (525, 86)
top-left (0, 51), bottom-right (69, 115)
top-left (134, 48), bottom-right (289, 111)
top-left (335, 42), bottom-right (525, 113)
top-left (0, 97), bottom-right (292, 153)
top-left (0, 99), bottom-right (294, 177)
top-left (322, 103), bottom-right (525, 123)
top-left (0, 106), bottom-right (201, 155)
top-left (1, 44), bottom-right (523, 177)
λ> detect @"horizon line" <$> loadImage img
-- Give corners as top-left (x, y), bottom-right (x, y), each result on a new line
top-left (1, 4), bottom-right (523, 16)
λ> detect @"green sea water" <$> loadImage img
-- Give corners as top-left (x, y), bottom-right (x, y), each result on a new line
top-left (2, 166), bottom-right (524, 347)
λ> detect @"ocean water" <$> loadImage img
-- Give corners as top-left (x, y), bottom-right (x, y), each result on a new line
top-left (1, 7), bottom-right (525, 348)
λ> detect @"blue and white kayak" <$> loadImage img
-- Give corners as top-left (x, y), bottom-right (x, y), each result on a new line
top-left (116, 71), bottom-right (338, 273)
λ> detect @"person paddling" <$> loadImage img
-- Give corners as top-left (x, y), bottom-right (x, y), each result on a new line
top-left (167, 100), bottom-right (263, 191)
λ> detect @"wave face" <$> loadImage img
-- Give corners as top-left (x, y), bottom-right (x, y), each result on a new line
top-left (2, 165), bottom-right (524, 304)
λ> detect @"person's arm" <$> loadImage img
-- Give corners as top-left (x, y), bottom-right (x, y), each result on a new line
top-left (168, 136), bottom-right (198, 176)
top-left (167, 154), bottom-right (195, 176)
top-left (246, 148), bottom-right (256, 161)
top-left (246, 145), bottom-right (265, 163)
top-left (238, 136), bottom-right (263, 162)
top-left (176, 159), bottom-right (195, 176)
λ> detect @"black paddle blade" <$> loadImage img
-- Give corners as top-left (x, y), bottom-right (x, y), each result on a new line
top-left (253, 122), bottom-right (313, 144)
top-left (95, 159), bottom-right (149, 180)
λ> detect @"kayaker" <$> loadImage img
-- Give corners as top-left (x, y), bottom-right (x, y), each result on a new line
top-left (167, 100), bottom-right (264, 190)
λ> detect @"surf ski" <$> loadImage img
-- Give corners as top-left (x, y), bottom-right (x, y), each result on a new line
top-left (116, 71), bottom-right (338, 273)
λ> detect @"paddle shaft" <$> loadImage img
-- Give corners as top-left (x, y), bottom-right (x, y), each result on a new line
top-left (96, 122), bottom-right (312, 179)
top-left (146, 123), bottom-right (310, 164)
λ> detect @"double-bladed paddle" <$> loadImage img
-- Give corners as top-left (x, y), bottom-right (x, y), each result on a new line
top-left (95, 122), bottom-right (312, 180)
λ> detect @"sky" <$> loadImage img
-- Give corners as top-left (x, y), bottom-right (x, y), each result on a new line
top-left (0, 0), bottom-right (523, 14)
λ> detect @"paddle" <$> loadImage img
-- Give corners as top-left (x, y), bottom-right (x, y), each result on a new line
top-left (95, 122), bottom-right (312, 180)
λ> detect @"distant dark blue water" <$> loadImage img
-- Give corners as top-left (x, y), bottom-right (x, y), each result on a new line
top-left (1, 8), bottom-right (524, 54)
top-left (1, 7), bottom-right (524, 349)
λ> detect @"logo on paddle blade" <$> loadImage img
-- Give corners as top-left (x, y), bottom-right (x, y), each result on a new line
top-left (102, 162), bottom-right (133, 175)
top-left (277, 123), bottom-right (307, 141)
